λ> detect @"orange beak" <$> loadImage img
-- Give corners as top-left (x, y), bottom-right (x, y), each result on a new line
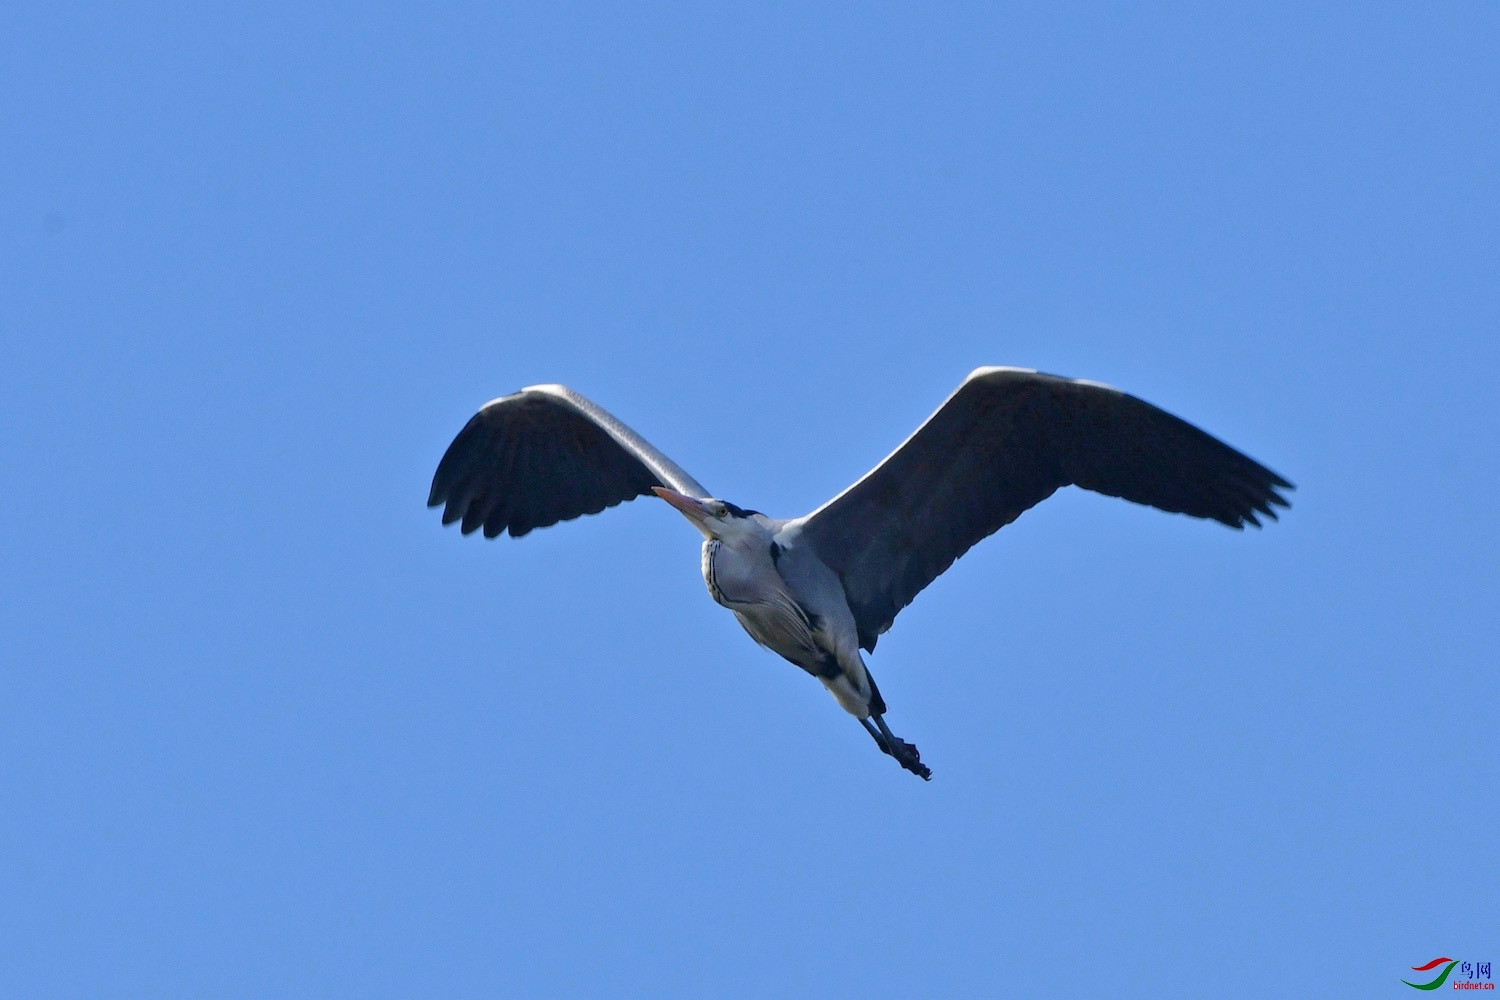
top-left (651, 486), bottom-right (712, 522)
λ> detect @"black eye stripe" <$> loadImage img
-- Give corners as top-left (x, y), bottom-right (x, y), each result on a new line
top-left (720, 501), bottom-right (762, 519)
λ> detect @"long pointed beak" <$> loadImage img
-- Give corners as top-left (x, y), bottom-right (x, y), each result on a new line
top-left (651, 486), bottom-right (712, 522)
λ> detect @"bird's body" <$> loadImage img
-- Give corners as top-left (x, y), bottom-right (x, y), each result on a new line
top-left (429, 367), bottom-right (1292, 779)
top-left (695, 512), bottom-right (879, 719)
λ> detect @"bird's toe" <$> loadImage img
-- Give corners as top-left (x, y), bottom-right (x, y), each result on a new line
top-left (891, 739), bottom-right (931, 780)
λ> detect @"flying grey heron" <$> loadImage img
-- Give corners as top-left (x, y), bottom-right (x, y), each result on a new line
top-left (428, 367), bottom-right (1292, 779)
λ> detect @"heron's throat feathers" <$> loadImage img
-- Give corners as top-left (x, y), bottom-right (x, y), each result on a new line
top-left (702, 540), bottom-right (725, 605)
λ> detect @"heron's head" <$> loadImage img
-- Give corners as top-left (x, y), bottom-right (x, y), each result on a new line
top-left (651, 487), bottom-right (764, 542)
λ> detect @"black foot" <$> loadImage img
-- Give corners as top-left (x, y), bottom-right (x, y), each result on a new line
top-left (888, 737), bottom-right (931, 780)
top-left (861, 716), bottom-right (931, 779)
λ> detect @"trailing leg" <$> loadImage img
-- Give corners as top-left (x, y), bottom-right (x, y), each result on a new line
top-left (860, 716), bottom-right (889, 753)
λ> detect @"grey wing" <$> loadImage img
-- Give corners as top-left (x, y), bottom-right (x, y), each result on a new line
top-left (428, 384), bottom-right (709, 538)
top-left (796, 367), bottom-right (1293, 651)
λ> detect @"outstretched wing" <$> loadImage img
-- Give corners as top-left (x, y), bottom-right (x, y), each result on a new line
top-left (797, 367), bottom-right (1293, 651)
top-left (428, 384), bottom-right (709, 538)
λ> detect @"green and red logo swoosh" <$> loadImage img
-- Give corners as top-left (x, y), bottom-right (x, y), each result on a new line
top-left (1405, 958), bottom-right (1459, 990)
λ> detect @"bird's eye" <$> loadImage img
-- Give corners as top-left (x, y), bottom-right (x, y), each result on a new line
top-left (715, 504), bottom-right (729, 518)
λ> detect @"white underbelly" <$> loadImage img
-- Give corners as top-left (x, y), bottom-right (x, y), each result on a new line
top-left (731, 604), bottom-right (821, 664)
top-left (732, 605), bottom-right (874, 717)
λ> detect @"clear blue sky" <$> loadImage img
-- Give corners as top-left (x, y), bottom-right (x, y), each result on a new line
top-left (2, 4), bottom-right (1496, 997)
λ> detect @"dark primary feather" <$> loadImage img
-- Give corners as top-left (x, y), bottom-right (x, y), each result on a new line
top-left (798, 368), bottom-right (1293, 651)
top-left (428, 384), bottom-right (708, 538)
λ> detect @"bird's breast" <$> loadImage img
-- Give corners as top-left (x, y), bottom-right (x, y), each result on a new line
top-left (701, 536), bottom-right (785, 609)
